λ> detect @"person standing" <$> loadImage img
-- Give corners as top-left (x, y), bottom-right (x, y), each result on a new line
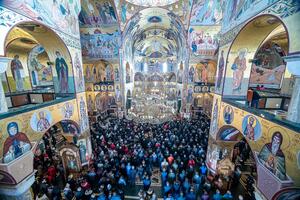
top-left (143, 175), bottom-right (151, 191)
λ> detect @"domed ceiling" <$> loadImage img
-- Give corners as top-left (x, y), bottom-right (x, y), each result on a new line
top-left (114, 0), bottom-right (193, 30)
top-left (122, 7), bottom-right (187, 66)
top-left (78, 0), bottom-right (223, 64)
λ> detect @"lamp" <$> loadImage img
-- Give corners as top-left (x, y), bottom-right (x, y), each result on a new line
top-left (283, 54), bottom-right (300, 76)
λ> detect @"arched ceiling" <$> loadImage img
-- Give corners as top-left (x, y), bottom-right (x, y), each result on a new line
top-left (125, 0), bottom-right (179, 7)
top-left (114, 0), bottom-right (193, 30)
top-left (78, 0), bottom-right (223, 63)
top-left (122, 7), bottom-right (187, 64)
top-left (134, 35), bottom-right (176, 58)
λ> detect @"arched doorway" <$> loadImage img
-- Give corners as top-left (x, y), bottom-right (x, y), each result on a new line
top-left (214, 125), bottom-right (258, 199)
top-left (31, 120), bottom-right (88, 199)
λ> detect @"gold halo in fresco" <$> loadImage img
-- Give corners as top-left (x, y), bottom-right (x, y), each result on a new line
top-left (268, 126), bottom-right (291, 150)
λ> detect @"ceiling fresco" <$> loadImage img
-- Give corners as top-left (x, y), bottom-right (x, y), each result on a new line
top-left (125, 0), bottom-right (179, 7)
top-left (1, 0), bottom-right (81, 37)
top-left (190, 0), bottom-right (224, 25)
top-left (134, 35), bottom-right (177, 58)
top-left (114, 0), bottom-right (193, 30)
top-left (122, 7), bottom-right (187, 66)
top-left (78, 0), bottom-right (223, 63)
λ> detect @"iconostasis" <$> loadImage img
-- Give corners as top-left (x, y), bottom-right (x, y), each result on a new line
top-left (83, 61), bottom-right (120, 115)
top-left (128, 72), bottom-right (178, 123)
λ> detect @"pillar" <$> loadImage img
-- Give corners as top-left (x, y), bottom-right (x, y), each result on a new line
top-left (287, 76), bottom-right (300, 122)
top-left (284, 54), bottom-right (300, 123)
top-left (0, 57), bottom-right (11, 113)
top-left (0, 172), bottom-right (35, 200)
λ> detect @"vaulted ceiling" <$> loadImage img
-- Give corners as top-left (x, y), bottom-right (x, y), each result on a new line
top-left (79, 0), bottom-right (223, 63)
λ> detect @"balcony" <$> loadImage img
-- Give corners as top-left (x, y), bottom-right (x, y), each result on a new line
top-left (222, 98), bottom-right (300, 132)
top-left (0, 91), bottom-right (75, 120)
top-left (0, 143), bottom-right (36, 185)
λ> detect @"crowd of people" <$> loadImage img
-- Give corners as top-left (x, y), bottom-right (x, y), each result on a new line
top-left (31, 114), bottom-right (246, 200)
top-left (89, 116), bottom-right (211, 199)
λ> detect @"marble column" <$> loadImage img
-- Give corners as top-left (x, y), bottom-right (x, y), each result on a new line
top-left (0, 57), bottom-right (11, 113)
top-left (284, 54), bottom-right (300, 123)
top-left (287, 76), bottom-right (300, 123)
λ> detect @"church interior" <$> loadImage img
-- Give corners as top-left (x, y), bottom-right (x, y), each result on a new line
top-left (0, 0), bottom-right (300, 200)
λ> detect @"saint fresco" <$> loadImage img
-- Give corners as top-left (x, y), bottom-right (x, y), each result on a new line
top-left (215, 50), bottom-right (225, 92)
top-left (3, 122), bottom-right (31, 163)
top-left (79, 96), bottom-right (89, 132)
top-left (210, 98), bottom-right (219, 136)
top-left (258, 131), bottom-right (287, 180)
top-left (78, 139), bottom-right (88, 165)
top-left (242, 115), bottom-right (261, 141)
top-left (30, 110), bottom-right (52, 132)
top-left (231, 48), bottom-right (247, 93)
top-left (223, 105), bottom-right (234, 124)
top-left (55, 51), bottom-right (69, 93)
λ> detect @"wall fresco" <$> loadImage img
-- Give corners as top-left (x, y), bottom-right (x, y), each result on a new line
top-left (189, 26), bottom-right (220, 57)
top-left (80, 31), bottom-right (120, 61)
top-left (217, 101), bottom-right (300, 185)
top-left (222, 0), bottom-right (280, 33)
top-left (1, 0), bottom-right (80, 37)
top-left (0, 99), bottom-right (80, 161)
top-left (190, 0), bottom-right (223, 25)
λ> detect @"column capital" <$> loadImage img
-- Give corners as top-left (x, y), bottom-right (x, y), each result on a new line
top-left (0, 57), bottom-right (12, 73)
top-left (283, 54), bottom-right (300, 76)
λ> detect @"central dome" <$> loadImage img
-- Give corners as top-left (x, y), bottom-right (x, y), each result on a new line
top-left (126, 0), bottom-right (178, 7)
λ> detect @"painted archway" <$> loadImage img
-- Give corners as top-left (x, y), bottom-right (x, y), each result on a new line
top-left (222, 14), bottom-right (290, 98)
top-left (2, 21), bottom-right (76, 94)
